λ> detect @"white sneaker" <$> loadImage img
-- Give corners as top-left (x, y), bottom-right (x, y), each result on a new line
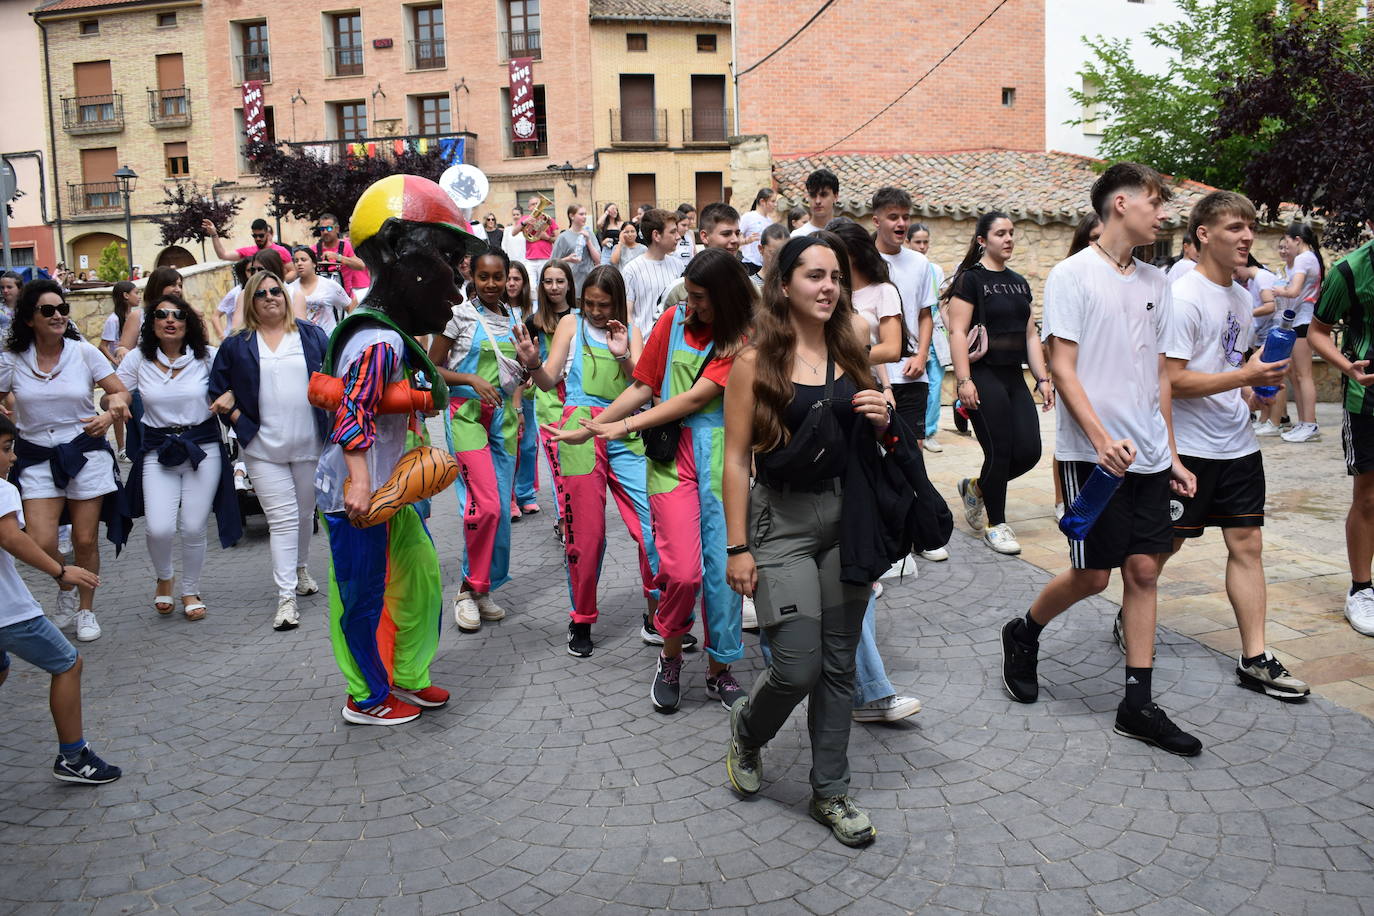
top-left (880, 555), bottom-right (919, 580)
top-left (958, 478), bottom-right (985, 532)
top-left (74, 610), bottom-right (101, 642)
top-left (453, 593), bottom-right (481, 632)
top-left (53, 589), bottom-right (79, 630)
top-left (741, 596), bottom-right (759, 632)
top-left (919, 546), bottom-right (949, 562)
top-left (1254, 420), bottom-right (1280, 437)
top-left (1346, 588), bottom-right (1374, 636)
top-left (273, 596), bottom-right (300, 631)
top-left (922, 437), bottom-right (943, 453)
top-left (1054, 502), bottom-right (1065, 522)
top-left (984, 523), bottom-right (1022, 555)
top-left (872, 581), bottom-right (884, 599)
top-left (295, 567), bottom-right (319, 596)
top-left (1281, 422), bottom-right (1321, 443)
top-left (476, 593), bottom-right (506, 621)
top-left (57, 525), bottom-right (72, 557)
top-left (852, 694), bottom-right (922, 723)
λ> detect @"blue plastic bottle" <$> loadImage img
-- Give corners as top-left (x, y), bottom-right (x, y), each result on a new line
top-left (1253, 309), bottom-right (1298, 400)
top-left (1058, 466), bottom-right (1124, 540)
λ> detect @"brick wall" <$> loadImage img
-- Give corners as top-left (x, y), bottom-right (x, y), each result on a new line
top-left (734, 0), bottom-right (1046, 156)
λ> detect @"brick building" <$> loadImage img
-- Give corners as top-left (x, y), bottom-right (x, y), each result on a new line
top-left (1, 0), bottom-right (57, 271)
top-left (32, 0), bottom-right (212, 275)
top-left (588, 0), bottom-right (733, 216)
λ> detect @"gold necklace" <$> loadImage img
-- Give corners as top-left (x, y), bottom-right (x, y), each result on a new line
top-left (1093, 240), bottom-right (1134, 273)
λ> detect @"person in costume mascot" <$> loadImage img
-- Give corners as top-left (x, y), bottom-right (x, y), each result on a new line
top-left (313, 174), bottom-right (484, 726)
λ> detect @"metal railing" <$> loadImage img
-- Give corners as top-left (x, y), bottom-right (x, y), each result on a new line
top-left (61, 94), bottom-right (123, 133)
top-left (409, 37), bottom-right (445, 69)
top-left (68, 181), bottom-right (123, 214)
top-left (610, 108), bottom-right (667, 145)
top-left (509, 122), bottom-right (548, 158)
top-left (238, 53), bottom-right (271, 83)
top-left (682, 107), bottom-right (731, 144)
top-left (502, 29), bottom-right (541, 60)
top-left (327, 45), bottom-right (364, 77)
top-left (148, 87), bottom-right (191, 126)
top-left (282, 130), bottom-right (478, 167)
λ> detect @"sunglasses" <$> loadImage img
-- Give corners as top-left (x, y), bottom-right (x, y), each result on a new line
top-left (316, 226), bottom-right (335, 232)
top-left (253, 286), bottom-right (284, 300)
top-left (154, 308), bottom-right (187, 321)
top-left (38, 302), bottom-right (71, 317)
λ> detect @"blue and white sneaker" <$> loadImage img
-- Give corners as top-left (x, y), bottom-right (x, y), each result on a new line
top-left (53, 747), bottom-right (122, 785)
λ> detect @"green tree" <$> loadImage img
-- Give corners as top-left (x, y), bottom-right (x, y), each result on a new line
top-left (1071, 0), bottom-right (1279, 189)
top-left (95, 240), bottom-right (129, 283)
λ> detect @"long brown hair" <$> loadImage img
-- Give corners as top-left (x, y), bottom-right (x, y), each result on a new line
top-left (751, 232), bottom-right (875, 452)
top-left (580, 265), bottom-right (629, 327)
top-left (531, 259), bottom-right (576, 335)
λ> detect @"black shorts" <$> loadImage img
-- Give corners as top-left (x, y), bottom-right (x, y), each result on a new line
top-left (892, 381), bottom-right (929, 436)
top-left (1060, 461), bottom-right (1173, 570)
top-left (1170, 452), bottom-right (1264, 537)
top-left (1343, 410), bottom-right (1374, 476)
top-left (1293, 323), bottom-right (1309, 339)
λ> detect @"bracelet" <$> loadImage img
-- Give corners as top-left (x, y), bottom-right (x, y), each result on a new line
top-left (957, 377), bottom-right (972, 386)
top-left (52, 564), bottom-right (65, 582)
top-left (1035, 377), bottom-right (1051, 386)
top-left (623, 418), bottom-right (633, 435)
top-left (726, 544), bottom-right (750, 556)
top-left (614, 353), bottom-right (629, 362)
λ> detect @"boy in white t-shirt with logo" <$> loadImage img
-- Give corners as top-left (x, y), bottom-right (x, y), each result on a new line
top-left (1000, 163), bottom-right (1202, 756)
top-left (1152, 191), bottom-right (1309, 700)
top-left (0, 414), bottom-right (119, 784)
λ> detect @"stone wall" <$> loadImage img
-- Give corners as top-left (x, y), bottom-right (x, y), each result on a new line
top-left (65, 259), bottom-right (235, 346)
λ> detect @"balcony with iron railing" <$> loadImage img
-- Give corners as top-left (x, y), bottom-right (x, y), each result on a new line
top-left (682, 108), bottom-right (731, 145)
top-left (610, 108), bottom-right (667, 146)
top-left (68, 181), bottom-right (123, 215)
top-left (502, 29), bottom-right (541, 60)
top-left (237, 52), bottom-right (271, 83)
top-left (278, 129), bottom-right (478, 168)
top-left (327, 45), bottom-right (364, 77)
top-left (149, 87), bottom-right (192, 127)
top-left (61, 94), bottom-right (123, 134)
top-left (508, 122), bottom-right (548, 159)
top-left (409, 37), bottom-right (445, 70)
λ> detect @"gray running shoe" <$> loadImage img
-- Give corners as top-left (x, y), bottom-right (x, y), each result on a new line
top-left (809, 795), bottom-right (876, 847)
top-left (958, 477), bottom-right (985, 532)
top-left (1112, 609), bottom-right (1156, 660)
top-left (651, 652), bottom-right (682, 712)
top-left (726, 699), bottom-right (762, 795)
top-left (1236, 652), bottom-right (1310, 700)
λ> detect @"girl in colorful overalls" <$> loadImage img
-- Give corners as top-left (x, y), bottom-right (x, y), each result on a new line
top-left (428, 248), bottom-right (523, 634)
top-left (527, 261), bottom-right (577, 541)
top-left (507, 262), bottom-right (541, 519)
top-left (545, 249), bottom-right (754, 712)
top-left (518, 266), bottom-right (660, 659)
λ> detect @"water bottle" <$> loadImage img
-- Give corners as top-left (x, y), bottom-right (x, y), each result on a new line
top-left (1058, 466), bottom-right (1124, 540)
top-left (1253, 309), bottom-right (1298, 400)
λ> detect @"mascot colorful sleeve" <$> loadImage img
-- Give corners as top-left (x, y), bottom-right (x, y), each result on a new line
top-left (312, 174), bottom-right (485, 726)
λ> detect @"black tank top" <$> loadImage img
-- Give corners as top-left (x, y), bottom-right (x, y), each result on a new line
top-left (756, 373), bottom-right (858, 483)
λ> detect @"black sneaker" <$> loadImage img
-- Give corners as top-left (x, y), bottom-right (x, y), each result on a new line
top-left (641, 614), bottom-right (698, 651)
top-left (1113, 702), bottom-right (1203, 756)
top-left (53, 747), bottom-right (122, 785)
top-left (651, 652), bottom-right (683, 712)
top-left (567, 621), bottom-right (593, 658)
top-left (705, 668), bottom-right (746, 709)
top-left (1000, 618), bottom-right (1039, 703)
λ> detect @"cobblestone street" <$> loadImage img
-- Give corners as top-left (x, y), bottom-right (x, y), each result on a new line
top-left (2, 430), bottom-right (1374, 915)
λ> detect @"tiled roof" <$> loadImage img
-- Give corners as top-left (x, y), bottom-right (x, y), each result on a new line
top-left (34, 0), bottom-right (181, 15)
top-left (773, 150), bottom-right (1221, 228)
top-left (589, 0), bottom-right (730, 23)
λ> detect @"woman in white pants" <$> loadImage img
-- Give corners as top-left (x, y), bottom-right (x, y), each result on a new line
top-left (209, 271), bottom-right (330, 630)
top-left (117, 294), bottom-right (240, 620)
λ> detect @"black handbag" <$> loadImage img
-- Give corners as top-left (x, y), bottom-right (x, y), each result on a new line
top-left (758, 355), bottom-right (843, 480)
top-left (642, 346), bottom-right (715, 462)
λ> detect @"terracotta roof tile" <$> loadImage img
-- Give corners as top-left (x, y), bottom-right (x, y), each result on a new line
top-left (589, 0), bottom-right (730, 23)
top-left (773, 150), bottom-right (1221, 228)
top-left (34, 0), bottom-right (172, 15)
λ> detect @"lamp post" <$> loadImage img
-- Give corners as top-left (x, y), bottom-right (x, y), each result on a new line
top-left (113, 164), bottom-right (138, 275)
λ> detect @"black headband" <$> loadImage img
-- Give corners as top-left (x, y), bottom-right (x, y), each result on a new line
top-left (777, 235), bottom-right (828, 279)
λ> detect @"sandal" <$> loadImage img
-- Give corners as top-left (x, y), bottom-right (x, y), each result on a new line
top-left (154, 580), bottom-right (175, 615)
top-left (182, 598), bottom-right (207, 621)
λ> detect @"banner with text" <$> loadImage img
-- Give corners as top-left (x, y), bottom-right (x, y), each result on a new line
top-left (509, 58), bottom-right (536, 145)
top-left (242, 81), bottom-right (267, 146)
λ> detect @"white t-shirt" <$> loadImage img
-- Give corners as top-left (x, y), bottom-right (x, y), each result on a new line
top-left (288, 277), bottom-right (351, 337)
top-left (245, 333), bottom-right (321, 463)
top-left (0, 340), bottom-right (116, 447)
top-left (115, 348), bottom-right (216, 429)
top-left (100, 313), bottom-right (121, 344)
top-left (929, 262), bottom-right (951, 367)
top-left (1246, 268), bottom-right (1280, 340)
top-left (1041, 248), bottom-right (1172, 473)
top-left (852, 283), bottom-right (903, 353)
top-left (1160, 270), bottom-right (1258, 460)
top-left (1286, 249), bottom-right (1322, 326)
top-left (623, 254), bottom-right (684, 340)
top-left (673, 234), bottom-right (696, 267)
top-left (0, 479), bottom-right (43, 629)
top-left (790, 222), bottom-right (825, 238)
top-left (1166, 258), bottom-right (1196, 283)
top-left (878, 246), bottom-right (935, 386)
top-left (739, 210), bottom-right (772, 267)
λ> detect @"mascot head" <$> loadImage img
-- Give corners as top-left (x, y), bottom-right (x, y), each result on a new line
top-left (350, 174), bottom-right (488, 336)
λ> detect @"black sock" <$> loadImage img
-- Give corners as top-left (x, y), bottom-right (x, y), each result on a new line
top-left (1351, 580), bottom-right (1372, 596)
top-left (1124, 667), bottom-right (1153, 710)
top-left (1019, 612), bottom-right (1045, 644)
top-left (1241, 651), bottom-right (1268, 667)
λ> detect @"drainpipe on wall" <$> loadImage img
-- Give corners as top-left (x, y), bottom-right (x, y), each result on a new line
top-left (35, 17), bottom-right (66, 263)
top-left (730, 1), bottom-right (740, 137)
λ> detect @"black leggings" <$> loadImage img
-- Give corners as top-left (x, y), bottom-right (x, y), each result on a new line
top-left (968, 362), bottom-right (1042, 526)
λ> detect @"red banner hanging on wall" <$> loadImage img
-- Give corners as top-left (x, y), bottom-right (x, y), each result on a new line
top-left (242, 81), bottom-right (267, 145)
top-left (509, 58), bottom-right (536, 145)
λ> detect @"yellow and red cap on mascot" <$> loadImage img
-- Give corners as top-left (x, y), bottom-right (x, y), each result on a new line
top-left (349, 174), bottom-right (487, 255)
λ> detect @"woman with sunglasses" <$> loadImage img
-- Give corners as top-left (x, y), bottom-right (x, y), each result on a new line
top-left (209, 271), bottom-right (330, 630)
top-left (230, 249), bottom-right (307, 332)
top-left (481, 213), bottom-right (504, 249)
top-left (115, 266), bottom-right (183, 357)
top-left (289, 247), bottom-right (355, 337)
top-left (0, 280), bottom-right (131, 642)
top-left (118, 294), bottom-right (239, 621)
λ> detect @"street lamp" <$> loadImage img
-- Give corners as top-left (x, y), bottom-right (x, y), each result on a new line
top-left (113, 164), bottom-right (138, 275)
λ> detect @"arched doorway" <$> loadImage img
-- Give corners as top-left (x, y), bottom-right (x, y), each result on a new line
top-left (156, 246), bottom-right (196, 270)
top-left (69, 232), bottom-right (125, 279)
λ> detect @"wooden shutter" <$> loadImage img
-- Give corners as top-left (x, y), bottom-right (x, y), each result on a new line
top-left (156, 53), bottom-right (184, 90)
top-left (80, 147), bottom-right (118, 182)
top-left (73, 60), bottom-right (112, 96)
